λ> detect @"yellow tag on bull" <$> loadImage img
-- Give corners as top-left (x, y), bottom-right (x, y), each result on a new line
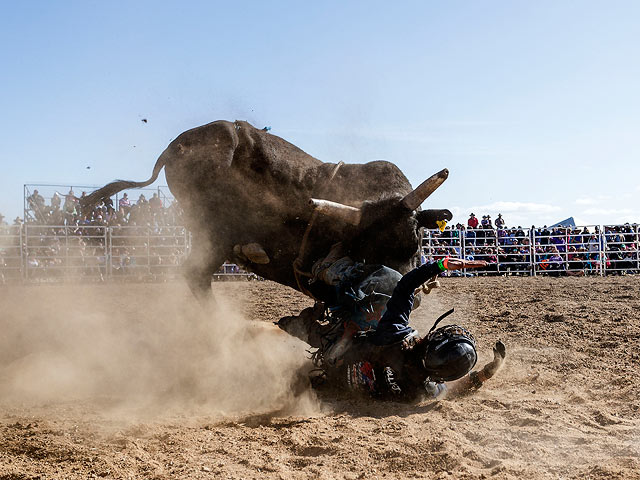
top-left (436, 220), bottom-right (447, 232)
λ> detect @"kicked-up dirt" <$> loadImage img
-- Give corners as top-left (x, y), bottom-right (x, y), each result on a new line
top-left (0, 275), bottom-right (639, 479)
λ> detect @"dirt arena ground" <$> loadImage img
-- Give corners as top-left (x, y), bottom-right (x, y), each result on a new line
top-left (0, 275), bottom-right (638, 479)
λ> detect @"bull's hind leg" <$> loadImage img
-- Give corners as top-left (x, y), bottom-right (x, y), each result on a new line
top-left (183, 232), bottom-right (228, 303)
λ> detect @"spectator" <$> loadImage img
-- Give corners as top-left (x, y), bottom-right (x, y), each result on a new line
top-left (495, 213), bottom-right (505, 229)
top-left (550, 228), bottom-right (567, 253)
top-left (27, 189), bottom-right (46, 221)
top-left (63, 190), bottom-right (78, 220)
top-left (468, 213), bottom-right (479, 229)
top-left (465, 226), bottom-right (476, 246)
top-left (27, 189), bottom-right (45, 211)
top-left (51, 193), bottom-right (61, 211)
top-left (119, 193), bottom-right (132, 216)
top-left (483, 215), bottom-right (493, 229)
top-left (150, 193), bottom-right (163, 214)
top-left (539, 226), bottom-right (550, 245)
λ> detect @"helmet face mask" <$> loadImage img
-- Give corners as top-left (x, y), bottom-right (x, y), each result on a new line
top-left (421, 325), bottom-right (477, 382)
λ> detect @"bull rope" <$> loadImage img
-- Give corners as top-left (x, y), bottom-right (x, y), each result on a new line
top-left (293, 161), bottom-right (344, 300)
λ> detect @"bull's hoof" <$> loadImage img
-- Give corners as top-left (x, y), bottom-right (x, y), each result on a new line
top-left (241, 243), bottom-right (270, 264)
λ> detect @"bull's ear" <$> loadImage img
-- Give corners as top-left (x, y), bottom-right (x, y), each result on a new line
top-left (416, 209), bottom-right (453, 229)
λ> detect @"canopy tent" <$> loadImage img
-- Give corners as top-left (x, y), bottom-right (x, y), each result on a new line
top-left (550, 217), bottom-right (576, 228)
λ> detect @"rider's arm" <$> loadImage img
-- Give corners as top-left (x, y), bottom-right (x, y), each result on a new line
top-left (369, 258), bottom-right (487, 346)
top-left (392, 260), bottom-right (448, 298)
top-left (369, 261), bottom-right (446, 345)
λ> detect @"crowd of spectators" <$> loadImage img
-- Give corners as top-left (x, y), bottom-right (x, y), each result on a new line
top-left (424, 213), bottom-right (639, 276)
top-left (1, 189), bottom-right (190, 282)
top-left (26, 189), bottom-right (184, 228)
top-left (3, 203), bottom-right (640, 282)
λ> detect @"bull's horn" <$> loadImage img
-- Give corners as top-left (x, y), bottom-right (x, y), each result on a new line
top-left (309, 198), bottom-right (361, 225)
top-left (401, 168), bottom-right (449, 211)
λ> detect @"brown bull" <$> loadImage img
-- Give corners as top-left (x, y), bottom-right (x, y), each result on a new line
top-left (82, 120), bottom-right (452, 300)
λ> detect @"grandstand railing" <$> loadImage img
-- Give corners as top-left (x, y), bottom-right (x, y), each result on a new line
top-left (24, 224), bottom-right (108, 281)
top-left (602, 225), bottom-right (640, 273)
top-left (0, 225), bottom-right (258, 283)
top-left (108, 225), bottom-right (189, 279)
top-left (2, 223), bottom-right (639, 282)
top-left (423, 224), bottom-right (639, 276)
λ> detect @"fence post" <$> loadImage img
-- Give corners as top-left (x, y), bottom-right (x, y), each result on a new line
top-left (23, 185), bottom-right (28, 225)
top-left (461, 228), bottom-right (466, 276)
top-left (64, 225), bottom-right (69, 282)
top-left (564, 228), bottom-right (568, 272)
top-left (600, 226), bottom-right (606, 277)
top-left (636, 225), bottom-right (640, 273)
top-left (495, 229), bottom-right (500, 275)
top-left (107, 226), bottom-right (111, 279)
top-left (22, 224), bottom-right (27, 282)
top-left (19, 224), bottom-right (24, 281)
top-left (531, 229), bottom-right (537, 277)
top-left (102, 227), bottom-right (107, 281)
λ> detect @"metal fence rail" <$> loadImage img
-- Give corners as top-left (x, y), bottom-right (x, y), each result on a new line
top-left (422, 223), bottom-right (639, 276)
top-left (1, 224), bottom-right (256, 283)
top-left (24, 224), bottom-right (108, 281)
top-left (109, 225), bottom-right (189, 279)
top-left (1, 223), bottom-right (639, 283)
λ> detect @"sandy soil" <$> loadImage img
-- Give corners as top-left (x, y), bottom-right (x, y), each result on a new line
top-left (0, 276), bottom-right (639, 479)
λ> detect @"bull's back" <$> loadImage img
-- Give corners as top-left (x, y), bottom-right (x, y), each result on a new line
top-left (164, 120), bottom-right (321, 210)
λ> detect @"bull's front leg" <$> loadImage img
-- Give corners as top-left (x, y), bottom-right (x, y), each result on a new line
top-left (183, 232), bottom-right (228, 304)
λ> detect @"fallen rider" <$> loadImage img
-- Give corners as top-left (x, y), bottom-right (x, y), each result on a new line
top-left (278, 257), bottom-right (506, 401)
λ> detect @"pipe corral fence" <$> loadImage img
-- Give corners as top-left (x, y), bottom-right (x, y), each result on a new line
top-left (7, 183), bottom-right (638, 282)
top-left (422, 224), bottom-right (639, 276)
top-left (1, 223), bottom-right (638, 284)
top-left (0, 223), bottom-right (258, 283)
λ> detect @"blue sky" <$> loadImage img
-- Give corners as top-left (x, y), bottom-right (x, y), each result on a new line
top-left (1, 1), bottom-right (639, 228)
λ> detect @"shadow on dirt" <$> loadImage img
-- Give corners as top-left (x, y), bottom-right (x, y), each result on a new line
top-left (231, 376), bottom-right (444, 428)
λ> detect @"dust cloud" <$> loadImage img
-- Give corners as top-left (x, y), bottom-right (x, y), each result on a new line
top-left (0, 283), bottom-right (319, 419)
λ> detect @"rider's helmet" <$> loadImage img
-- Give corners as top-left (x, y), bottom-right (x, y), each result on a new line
top-left (421, 324), bottom-right (477, 382)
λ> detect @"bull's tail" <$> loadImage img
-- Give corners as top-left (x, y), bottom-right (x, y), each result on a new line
top-left (81, 151), bottom-right (168, 210)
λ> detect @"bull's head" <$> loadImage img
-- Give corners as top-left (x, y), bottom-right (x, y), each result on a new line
top-left (310, 168), bottom-right (453, 271)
